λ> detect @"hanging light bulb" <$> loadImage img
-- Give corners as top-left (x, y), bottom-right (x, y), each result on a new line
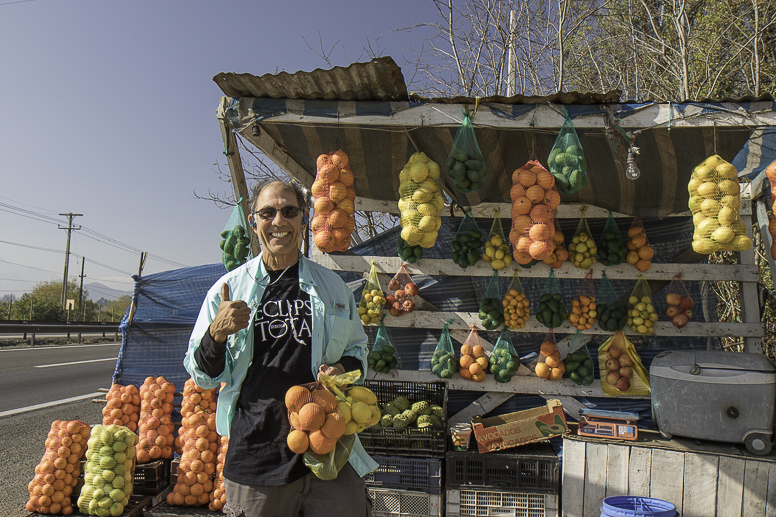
top-left (626, 145), bottom-right (641, 180)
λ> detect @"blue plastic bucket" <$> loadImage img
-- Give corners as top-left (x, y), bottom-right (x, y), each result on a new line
top-left (600, 496), bottom-right (677, 517)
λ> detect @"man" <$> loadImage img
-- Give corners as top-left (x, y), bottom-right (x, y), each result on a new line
top-left (184, 180), bottom-right (376, 517)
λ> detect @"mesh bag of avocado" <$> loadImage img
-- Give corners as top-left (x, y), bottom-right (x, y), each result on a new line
top-left (220, 198), bottom-right (253, 272)
top-left (688, 154), bottom-right (752, 254)
top-left (598, 211), bottom-right (626, 266)
top-left (398, 152), bottom-right (444, 249)
top-left (368, 316), bottom-right (398, 374)
top-left (536, 270), bottom-right (568, 329)
top-left (491, 327), bottom-right (521, 383)
top-left (565, 330), bottom-right (595, 386)
top-left (479, 270), bottom-right (504, 330)
top-left (430, 319), bottom-right (456, 379)
top-left (446, 112), bottom-right (487, 194)
top-left (548, 112), bottom-right (587, 194)
top-left (452, 209), bottom-right (483, 269)
top-left (597, 271), bottom-right (628, 332)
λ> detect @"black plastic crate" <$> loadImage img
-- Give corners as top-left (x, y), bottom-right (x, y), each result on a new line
top-left (364, 455), bottom-right (443, 494)
top-left (358, 380), bottom-right (448, 458)
top-left (446, 442), bottom-right (560, 495)
top-left (133, 459), bottom-right (170, 495)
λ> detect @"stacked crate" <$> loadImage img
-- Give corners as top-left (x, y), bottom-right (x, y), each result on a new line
top-left (359, 380), bottom-right (447, 517)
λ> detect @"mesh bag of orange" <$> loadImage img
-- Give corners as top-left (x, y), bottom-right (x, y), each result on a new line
top-left (311, 149), bottom-right (356, 253)
top-left (458, 325), bottom-right (489, 382)
top-left (208, 436), bottom-right (228, 511)
top-left (510, 160), bottom-right (561, 266)
top-left (136, 375), bottom-right (176, 463)
top-left (398, 152), bottom-right (444, 249)
top-left (625, 217), bottom-right (654, 272)
top-left (26, 420), bottom-right (90, 515)
top-left (688, 154), bottom-right (752, 254)
top-left (102, 383), bottom-right (140, 432)
top-left (568, 269), bottom-right (597, 331)
top-left (534, 329), bottom-right (565, 381)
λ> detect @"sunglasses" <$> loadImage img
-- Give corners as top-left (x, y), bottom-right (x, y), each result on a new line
top-left (253, 206), bottom-right (301, 221)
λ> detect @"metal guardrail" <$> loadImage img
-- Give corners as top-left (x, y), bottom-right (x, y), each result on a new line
top-left (0, 321), bottom-right (120, 345)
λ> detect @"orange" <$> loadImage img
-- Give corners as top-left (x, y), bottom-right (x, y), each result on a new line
top-left (331, 150), bottom-right (349, 168)
top-left (471, 371), bottom-right (487, 382)
top-left (540, 341), bottom-right (556, 355)
top-left (329, 182), bottom-right (347, 203)
top-left (312, 390), bottom-right (337, 414)
top-left (513, 251), bottom-right (533, 265)
top-left (517, 236), bottom-right (534, 254)
top-left (638, 245), bottom-right (654, 260)
top-left (530, 204), bottom-right (552, 223)
top-left (460, 344), bottom-right (473, 356)
top-left (545, 355), bottom-right (560, 368)
top-left (475, 356), bottom-right (489, 370)
top-left (472, 345), bottom-right (485, 358)
top-left (287, 430), bottom-right (310, 454)
top-left (529, 240), bottom-right (551, 260)
top-left (512, 215), bottom-right (532, 234)
top-left (510, 183), bottom-right (526, 201)
top-left (298, 403), bottom-right (326, 431)
top-left (518, 169), bottom-right (537, 187)
top-left (513, 197), bottom-right (532, 215)
top-left (549, 368), bottom-right (564, 380)
top-left (285, 386), bottom-right (312, 412)
top-left (544, 189), bottom-right (561, 210)
top-left (309, 430), bottom-right (337, 455)
top-left (337, 198), bottom-right (355, 216)
top-left (636, 259), bottom-right (651, 272)
top-left (526, 185), bottom-right (546, 204)
top-left (535, 362), bottom-right (550, 379)
top-left (631, 235), bottom-right (647, 248)
top-left (529, 223), bottom-right (553, 241)
top-left (468, 362), bottom-right (482, 375)
top-left (321, 412), bottom-right (346, 440)
top-left (627, 226), bottom-right (643, 238)
top-left (537, 170), bottom-right (555, 189)
top-left (459, 368), bottom-right (473, 380)
top-left (459, 355), bottom-right (473, 369)
top-left (626, 251), bottom-right (639, 264)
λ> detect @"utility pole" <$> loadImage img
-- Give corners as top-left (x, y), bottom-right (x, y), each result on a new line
top-left (78, 258), bottom-right (86, 321)
top-left (506, 9), bottom-right (516, 97)
top-left (59, 213), bottom-right (82, 310)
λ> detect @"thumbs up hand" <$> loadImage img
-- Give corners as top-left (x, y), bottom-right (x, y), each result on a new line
top-left (210, 283), bottom-right (250, 343)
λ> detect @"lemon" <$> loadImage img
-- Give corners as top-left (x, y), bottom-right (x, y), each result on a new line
top-left (693, 165), bottom-right (713, 179)
top-left (419, 231), bottom-right (437, 248)
top-left (718, 180), bottom-right (740, 196)
top-left (490, 235), bottom-right (503, 247)
top-left (401, 225), bottom-right (422, 245)
top-left (419, 179), bottom-right (439, 193)
top-left (427, 160), bottom-right (440, 179)
top-left (412, 187), bottom-right (433, 203)
top-left (697, 181), bottom-right (720, 199)
top-left (343, 420), bottom-right (359, 435)
top-left (716, 162), bottom-right (737, 179)
top-left (731, 235), bottom-right (753, 251)
top-left (416, 202), bottom-right (435, 216)
top-left (701, 199), bottom-right (721, 217)
top-left (351, 401), bottom-right (372, 424)
top-left (688, 196), bottom-right (704, 212)
top-left (491, 259), bottom-right (505, 269)
top-left (399, 168), bottom-right (411, 184)
top-left (688, 177), bottom-right (701, 194)
top-left (729, 219), bottom-right (747, 235)
top-left (692, 212), bottom-right (707, 226)
top-left (703, 155), bottom-right (725, 170)
top-left (717, 207), bottom-right (737, 226)
top-left (712, 226), bottom-right (735, 243)
top-left (430, 193), bottom-right (444, 211)
top-left (697, 218), bottom-right (720, 237)
top-left (720, 195), bottom-right (740, 209)
top-left (418, 216), bottom-right (436, 232)
top-left (434, 216), bottom-right (442, 231)
top-left (693, 239), bottom-right (716, 254)
top-left (398, 198), bottom-right (409, 212)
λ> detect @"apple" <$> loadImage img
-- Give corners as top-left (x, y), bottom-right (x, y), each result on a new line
top-left (665, 305), bottom-right (681, 319)
top-left (605, 358), bottom-right (620, 371)
top-left (385, 294), bottom-right (396, 306)
top-left (394, 289), bottom-right (406, 300)
top-left (389, 305), bottom-right (403, 317)
top-left (618, 354), bottom-right (633, 367)
top-left (619, 366), bottom-right (633, 379)
top-left (404, 283), bottom-right (419, 296)
top-left (683, 309), bottom-right (693, 319)
top-left (665, 293), bottom-right (682, 306)
top-left (388, 278), bottom-right (401, 291)
top-left (402, 299), bottom-right (415, 312)
top-left (616, 378), bottom-right (631, 391)
top-left (608, 347), bottom-right (622, 360)
top-left (606, 371), bottom-right (621, 385)
top-left (680, 296), bottom-right (694, 310)
top-left (672, 314), bottom-right (689, 328)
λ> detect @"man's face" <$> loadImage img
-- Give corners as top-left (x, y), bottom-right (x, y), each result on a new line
top-left (250, 184), bottom-right (305, 266)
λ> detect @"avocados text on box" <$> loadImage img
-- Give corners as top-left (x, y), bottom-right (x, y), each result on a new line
top-left (471, 399), bottom-right (568, 453)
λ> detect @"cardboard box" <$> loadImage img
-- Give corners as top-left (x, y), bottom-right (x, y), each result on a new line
top-left (471, 399), bottom-right (569, 453)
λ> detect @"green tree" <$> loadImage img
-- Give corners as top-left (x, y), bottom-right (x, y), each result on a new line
top-left (12, 293), bottom-right (63, 321)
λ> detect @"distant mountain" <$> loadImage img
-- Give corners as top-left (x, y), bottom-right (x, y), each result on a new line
top-left (85, 282), bottom-right (132, 301)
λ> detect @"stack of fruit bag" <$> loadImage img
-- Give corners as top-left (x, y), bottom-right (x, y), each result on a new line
top-left (26, 420), bottom-right (90, 515)
top-left (167, 379), bottom-right (219, 507)
top-left (509, 161), bottom-right (561, 266)
top-left (311, 150), bottom-right (356, 253)
top-left (77, 424), bottom-right (138, 516)
top-left (688, 154), bottom-right (752, 254)
top-left (136, 375), bottom-right (175, 463)
top-left (398, 152), bottom-right (444, 249)
top-left (208, 436), bottom-right (228, 512)
top-left (102, 383), bottom-right (140, 432)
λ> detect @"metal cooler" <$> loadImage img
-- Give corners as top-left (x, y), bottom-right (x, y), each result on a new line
top-left (650, 350), bottom-right (776, 455)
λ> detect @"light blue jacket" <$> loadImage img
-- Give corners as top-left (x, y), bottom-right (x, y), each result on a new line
top-left (184, 252), bottom-right (378, 477)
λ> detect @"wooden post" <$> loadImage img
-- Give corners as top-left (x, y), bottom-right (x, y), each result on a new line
top-left (217, 98), bottom-right (259, 258)
top-left (739, 198), bottom-right (762, 353)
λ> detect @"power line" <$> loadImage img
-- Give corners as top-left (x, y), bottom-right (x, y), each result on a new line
top-left (0, 258), bottom-right (62, 274)
top-left (0, 239), bottom-right (64, 254)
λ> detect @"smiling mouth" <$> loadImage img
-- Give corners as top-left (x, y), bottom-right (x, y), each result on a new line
top-left (270, 232), bottom-right (291, 239)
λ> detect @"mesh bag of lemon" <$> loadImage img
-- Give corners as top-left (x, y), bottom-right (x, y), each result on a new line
top-left (597, 271), bottom-right (628, 332)
top-left (625, 217), bottom-right (654, 272)
top-left (534, 330), bottom-right (565, 381)
top-left (368, 315), bottom-right (398, 374)
top-left (568, 269), bottom-right (597, 331)
top-left (509, 161), bottom-right (561, 267)
top-left (548, 112), bottom-right (588, 194)
top-left (26, 420), bottom-right (90, 515)
top-left (446, 111), bottom-right (487, 193)
top-left (484, 208), bottom-right (512, 270)
top-left (77, 424), bottom-right (138, 516)
top-left (479, 270), bottom-right (505, 330)
top-left (568, 207), bottom-right (598, 268)
top-left (502, 271), bottom-right (530, 329)
top-left (599, 330), bottom-right (651, 396)
top-left (311, 150), bottom-right (356, 254)
top-left (598, 211), bottom-right (626, 266)
top-left (490, 327), bottom-right (521, 383)
top-left (220, 199), bottom-right (253, 272)
top-left (627, 275), bottom-right (657, 335)
top-left (398, 151), bottom-right (444, 249)
top-left (452, 208), bottom-right (483, 269)
top-left (357, 261), bottom-right (386, 325)
top-left (688, 154), bottom-right (752, 254)
top-left (565, 330), bottom-right (595, 386)
top-left (537, 270), bottom-right (568, 329)
top-left (430, 319), bottom-right (457, 379)
top-left (458, 325), bottom-right (489, 382)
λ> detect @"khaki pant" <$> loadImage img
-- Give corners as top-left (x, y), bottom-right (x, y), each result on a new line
top-left (223, 464), bottom-right (372, 517)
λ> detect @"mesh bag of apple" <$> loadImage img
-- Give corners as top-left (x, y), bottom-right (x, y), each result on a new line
top-left (458, 325), bottom-right (489, 382)
top-left (26, 420), bottom-right (90, 515)
top-left (568, 269), bottom-right (596, 331)
top-left (479, 271), bottom-right (504, 330)
top-left (452, 208), bottom-right (483, 269)
top-left (102, 383), bottom-right (140, 432)
top-left (446, 111), bottom-right (487, 194)
top-left (565, 330), bottom-right (595, 386)
top-left (510, 161), bottom-right (561, 267)
top-left (208, 436), bottom-right (228, 512)
top-left (665, 273), bottom-right (694, 328)
top-left (534, 329), bottom-right (565, 381)
top-left (598, 211), bottom-right (626, 266)
top-left (596, 271), bottom-right (628, 333)
top-left (398, 152), bottom-right (444, 250)
top-left (430, 319), bottom-right (456, 379)
top-left (598, 330), bottom-right (651, 396)
top-left (626, 217), bottom-right (654, 272)
top-left (548, 112), bottom-right (588, 194)
top-left (357, 261), bottom-right (386, 325)
top-left (491, 327), bottom-right (521, 383)
top-left (627, 275), bottom-right (657, 336)
top-left (688, 154), bottom-right (752, 254)
top-left (136, 375), bottom-right (176, 463)
top-left (569, 207), bottom-right (598, 269)
top-left (502, 271), bottom-right (530, 330)
top-left (311, 150), bottom-right (356, 253)
top-left (484, 208), bottom-right (512, 270)
top-left (386, 264), bottom-right (418, 317)
top-left (368, 315), bottom-right (398, 374)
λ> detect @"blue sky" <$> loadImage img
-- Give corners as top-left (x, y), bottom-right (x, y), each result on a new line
top-left (0, 0), bottom-right (438, 300)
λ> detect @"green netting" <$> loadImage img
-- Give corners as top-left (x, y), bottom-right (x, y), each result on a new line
top-left (597, 271), bottom-right (628, 332)
top-left (446, 112), bottom-right (487, 194)
top-left (566, 330), bottom-right (595, 386)
top-left (452, 209), bottom-right (483, 269)
top-left (548, 113), bottom-right (588, 194)
top-left (220, 198), bottom-right (253, 272)
top-left (536, 270), bottom-right (567, 329)
top-left (598, 211), bottom-right (626, 266)
top-left (368, 316), bottom-right (397, 374)
top-left (430, 319), bottom-right (456, 379)
top-left (479, 270), bottom-right (504, 330)
top-left (491, 327), bottom-right (520, 383)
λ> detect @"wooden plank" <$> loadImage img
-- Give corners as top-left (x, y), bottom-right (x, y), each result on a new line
top-left (310, 253), bottom-right (759, 281)
top-left (743, 460), bottom-right (770, 517)
top-left (649, 449), bottom-right (685, 515)
top-left (446, 391), bottom-right (514, 426)
top-left (717, 456), bottom-right (745, 517)
top-left (682, 453), bottom-right (719, 517)
top-left (739, 205), bottom-right (764, 354)
top-left (766, 462), bottom-right (776, 517)
top-left (562, 438), bottom-right (587, 517)
top-left (583, 442), bottom-right (608, 517)
top-left (604, 444), bottom-right (629, 499)
top-left (628, 447), bottom-right (652, 498)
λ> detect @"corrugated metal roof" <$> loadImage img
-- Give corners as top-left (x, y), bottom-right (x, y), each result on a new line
top-left (411, 90), bottom-right (623, 105)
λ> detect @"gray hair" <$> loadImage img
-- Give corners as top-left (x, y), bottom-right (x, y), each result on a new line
top-left (250, 180), bottom-right (309, 214)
